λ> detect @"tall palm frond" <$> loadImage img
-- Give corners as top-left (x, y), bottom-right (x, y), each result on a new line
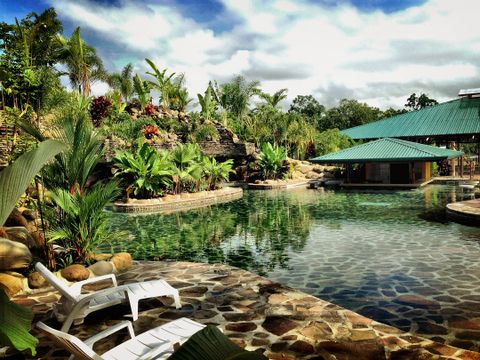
top-left (56, 27), bottom-right (106, 96)
top-left (108, 63), bottom-right (134, 101)
top-left (259, 88), bottom-right (288, 108)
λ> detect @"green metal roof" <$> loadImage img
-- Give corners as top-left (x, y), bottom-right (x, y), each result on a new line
top-left (310, 138), bottom-right (463, 164)
top-left (341, 98), bottom-right (480, 140)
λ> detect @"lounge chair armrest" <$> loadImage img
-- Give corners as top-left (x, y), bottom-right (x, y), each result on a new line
top-left (69, 274), bottom-right (117, 295)
top-left (84, 320), bottom-right (135, 347)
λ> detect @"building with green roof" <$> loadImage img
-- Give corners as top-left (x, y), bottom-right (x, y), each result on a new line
top-left (341, 97), bottom-right (480, 142)
top-left (310, 138), bottom-right (463, 187)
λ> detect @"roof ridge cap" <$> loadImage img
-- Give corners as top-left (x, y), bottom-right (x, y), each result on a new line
top-left (388, 138), bottom-right (436, 156)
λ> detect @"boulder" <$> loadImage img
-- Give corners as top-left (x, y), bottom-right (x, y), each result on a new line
top-left (0, 272), bottom-right (25, 296)
top-left (61, 264), bottom-right (90, 282)
top-left (306, 171), bottom-right (321, 179)
top-left (4, 208), bottom-right (28, 228)
top-left (22, 209), bottom-right (38, 221)
top-left (4, 227), bottom-right (38, 249)
top-left (88, 260), bottom-right (114, 276)
top-left (0, 238), bottom-right (32, 270)
top-left (111, 253), bottom-right (132, 272)
top-left (28, 271), bottom-right (46, 289)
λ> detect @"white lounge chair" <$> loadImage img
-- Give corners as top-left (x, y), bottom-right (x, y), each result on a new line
top-left (37, 317), bottom-right (206, 360)
top-left (35, 262), bottom-right (181, 332)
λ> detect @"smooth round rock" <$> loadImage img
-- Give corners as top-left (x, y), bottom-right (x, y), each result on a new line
top-left (28, 271), bottom-right (46, 289)
top-left (0, 238), bottom-right (32, 271)
top-left (4, 227), bottom-right (39, 249)
top-left (110, 253), bottom-right (132, 272)
top-left (88, 260), bottom-right (114, 276)
top-left (61, 264), bottom-right (90, 282)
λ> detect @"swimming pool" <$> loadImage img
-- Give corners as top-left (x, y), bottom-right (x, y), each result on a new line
top-left (105, 185), bottom-right (480, 350)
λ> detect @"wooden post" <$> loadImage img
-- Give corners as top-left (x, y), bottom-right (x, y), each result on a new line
top-left (460, 156), bottom-right (464, 178)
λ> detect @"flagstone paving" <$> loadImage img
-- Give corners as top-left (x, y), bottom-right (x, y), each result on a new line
top-left (14, 261), bottom-right (480, 359)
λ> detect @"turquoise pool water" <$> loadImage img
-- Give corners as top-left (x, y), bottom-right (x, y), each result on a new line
top-left (105, 185), bottom-right (480, 350)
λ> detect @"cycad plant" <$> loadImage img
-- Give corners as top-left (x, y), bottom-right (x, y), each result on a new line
top-left (48, 181), bottom-right (121, 263)
top-left (202, 157), bottom-right (235, 190)
top-left (257, 142), bottom-right (287, 180)
top-left (113, 143), bottom-right (172, 199)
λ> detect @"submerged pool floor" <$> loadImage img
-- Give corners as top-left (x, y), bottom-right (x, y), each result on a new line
top-left (106, 185), bottom-right (480, 351)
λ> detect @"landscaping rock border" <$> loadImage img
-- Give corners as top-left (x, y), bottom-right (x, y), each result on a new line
top-left (113, 187), bottom-right (243, 214)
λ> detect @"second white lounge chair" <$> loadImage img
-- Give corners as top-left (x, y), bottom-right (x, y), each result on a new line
top-left (37, 317), bottom-right (206, 360)
top-left (35, 262), bottom-right (181, 332)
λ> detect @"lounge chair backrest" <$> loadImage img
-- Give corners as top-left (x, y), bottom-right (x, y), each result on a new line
top-left (35, 262), bottom-right (76, 302)
top-left (37, 322), bottom-right (102, 360)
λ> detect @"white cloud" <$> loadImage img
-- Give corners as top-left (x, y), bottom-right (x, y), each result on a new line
top-left (50, 0), bottom-right (480, 108)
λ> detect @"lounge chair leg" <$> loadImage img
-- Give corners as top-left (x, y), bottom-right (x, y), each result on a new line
top-left (173, 293), bottom-right (181, 309)
top-left (61, 315), bottom-right (76, 333)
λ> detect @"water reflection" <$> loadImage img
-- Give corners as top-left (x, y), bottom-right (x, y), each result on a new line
top-left (106, 189), bottom-right (314, 275)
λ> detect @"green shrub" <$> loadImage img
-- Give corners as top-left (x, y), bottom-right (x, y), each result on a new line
top-left (113, 143), bottom-right (173, 198)
top-left (257, 142), bottom-right (286, 180)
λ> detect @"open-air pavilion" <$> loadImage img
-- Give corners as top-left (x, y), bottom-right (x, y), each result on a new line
top-left (310, 138), bottom-right (463, 188)
top-left (340, 94), bottom-right (480, 176)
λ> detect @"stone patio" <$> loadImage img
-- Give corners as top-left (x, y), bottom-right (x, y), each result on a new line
top-left (447, 199), bottom-right (480, 226)
top-left (14, 261), bottom-right (480, 359)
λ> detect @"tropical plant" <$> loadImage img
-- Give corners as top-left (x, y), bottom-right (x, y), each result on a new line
top-left (56, 27), bottom-right (106, 96)
top-left (221, 75), bottom-right (261, 120)
top-left (145, 58), bottom-right (175, 109)
top-left (132, 74), bottom-right (150, 111)
top-left (197, 84), bottom-right (217, 121)
top-left (257, 142), bottom-right (286, 180)
top-left (202, 157), bottom-right (235, 190)
top-left (107, 63), bottom-right (134, 102)
top-left (188, 123), bottom-right (219, 143)
top-left (0, 139), bottom-right (65, 355)
top-left (0, 288), bottom-right (38, 356)
top-left (0, 139), bottom-right (66, 226)
top-left (259, 88), bottom-right (288, 108)
top-left (89, 95), bottom-right (112, 127)
top-left (113, 143), bottom-right (172, 199)
top-left (48, 181), bottom-right (121, 263)
top-left (170, 143), bottom-right (203, 193)
top-left (172, 87), bottom-right (192, 112)
top-left (22, 109), bottom-right (104, 193)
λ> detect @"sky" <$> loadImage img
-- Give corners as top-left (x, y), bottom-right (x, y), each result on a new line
top-left (1, 0), bottom-right (479, 110)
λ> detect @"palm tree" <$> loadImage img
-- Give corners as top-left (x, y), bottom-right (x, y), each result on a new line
top-left (221, 75), bottom-right (261, 121)
top-left (107, 63), bottom-right (134, 102)
top-left (56, 27), bottom-right (106, 96)
top-left (259, 88), bottom-right (288, 108)
top-left (145, 58), bottom-right (175, 109)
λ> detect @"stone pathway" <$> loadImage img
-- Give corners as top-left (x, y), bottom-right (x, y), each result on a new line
top-left (14, 261), bottom-right (480, 359)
